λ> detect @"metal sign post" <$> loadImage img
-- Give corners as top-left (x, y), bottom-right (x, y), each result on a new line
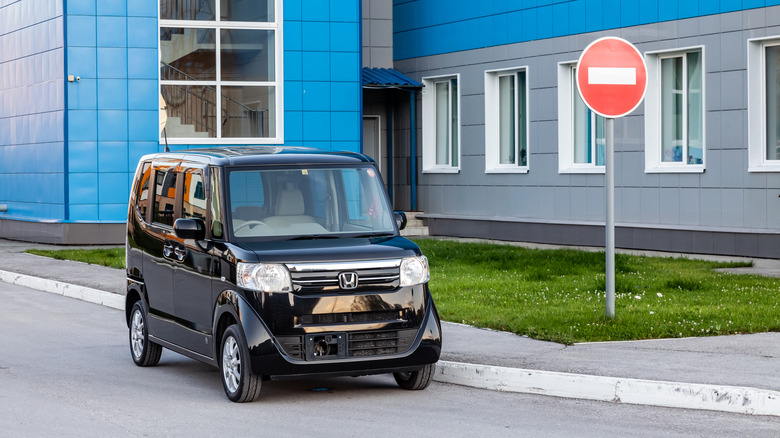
top-left (576, 37), bottom-right (647, 319)
top-left (605, 118), bottom-right (615, 318)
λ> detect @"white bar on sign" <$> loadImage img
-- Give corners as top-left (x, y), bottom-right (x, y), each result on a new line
top-left (588, 67), bottom-right (636, 85)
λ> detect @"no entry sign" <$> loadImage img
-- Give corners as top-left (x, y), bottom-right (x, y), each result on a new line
top-left (576, 37), bottom-right (647, 118)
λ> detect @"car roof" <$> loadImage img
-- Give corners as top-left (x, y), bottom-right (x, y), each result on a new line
top-left (141, 146), bottom-right (374, 167)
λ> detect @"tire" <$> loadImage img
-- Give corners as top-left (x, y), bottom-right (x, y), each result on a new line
top-left (129, 301), bottom-right (162, 367)
top-left (393, 363), bottom-right (435, 390)
top-left (220, 324), bottom-right (262, 402)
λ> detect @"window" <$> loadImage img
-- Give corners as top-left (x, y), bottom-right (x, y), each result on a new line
top-left (159, 0), bottom-right (282, 144)
top-left (181, 170), bottom-right (206, 220)
top-left (153, 170), bottom-right (177, 226)
top-left (557, 63), bottom-right (605, 173)
top-left (485, 68), bottom-right (528, 173)
top-left (226, 167), bottom-right (394, 239)
top-left (422, 75), bottom-right (460, 172)
top-left (748, 37), bottom-right (780, 172)
top-left (210, 168), bottom-right (224, 238)
top-left (136, 162), bottom-right (152, 219)
top-left (644, 48), bottom-right (705, 172)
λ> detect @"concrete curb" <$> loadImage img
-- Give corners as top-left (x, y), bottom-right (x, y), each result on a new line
top-left (3, 269), bottom-right (779, 417)
top-left (435, 361), bottom-right (780, 417)
top-left (0, 269), bottom-right (124, 311)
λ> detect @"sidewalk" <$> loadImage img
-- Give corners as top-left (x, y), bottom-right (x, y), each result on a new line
top-left (1, 237), bottom-right (779, 416)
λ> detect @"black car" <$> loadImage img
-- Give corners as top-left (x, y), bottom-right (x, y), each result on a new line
top-left (125, 146), bottom-right (441, 402)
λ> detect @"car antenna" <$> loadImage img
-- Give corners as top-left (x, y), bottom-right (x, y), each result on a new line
top-left (163, 127), bottom-right (170, 152)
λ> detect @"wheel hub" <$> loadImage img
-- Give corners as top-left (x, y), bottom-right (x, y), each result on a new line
top-left (131, 310), bottom-right (144, 358)
top-left (222, 336), bottom-right (241, 393)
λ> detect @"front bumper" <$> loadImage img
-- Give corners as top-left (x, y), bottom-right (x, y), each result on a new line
top-left (241, 291), bottom-right (442, 377)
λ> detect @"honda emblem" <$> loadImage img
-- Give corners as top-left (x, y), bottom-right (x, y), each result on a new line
top-left (338, 272), bottom-right (359, 290)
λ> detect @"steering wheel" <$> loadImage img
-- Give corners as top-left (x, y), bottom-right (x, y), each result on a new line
top-left (234, 220), bottom-right (267, 233)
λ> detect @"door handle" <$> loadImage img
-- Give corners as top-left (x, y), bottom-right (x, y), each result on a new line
top-left (163, 243), bottom-right (174, 258)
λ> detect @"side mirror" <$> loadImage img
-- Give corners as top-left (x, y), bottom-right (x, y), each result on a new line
top-left (394, 211), bottom-right (407, 231)
top-left (174, 218), bottom-right (206, 240)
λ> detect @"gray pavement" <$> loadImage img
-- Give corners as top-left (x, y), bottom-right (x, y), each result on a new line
top-left (2, 237), bottom-right (780, 416)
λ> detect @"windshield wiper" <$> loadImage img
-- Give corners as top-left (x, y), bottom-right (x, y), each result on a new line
top-left (286, 234), bottom-right (340, 241)
top-left (352, 232), bottom-right (395, 239)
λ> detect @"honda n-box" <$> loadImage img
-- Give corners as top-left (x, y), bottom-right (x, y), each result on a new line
top-left (125, 147), bottom-right (441, 402)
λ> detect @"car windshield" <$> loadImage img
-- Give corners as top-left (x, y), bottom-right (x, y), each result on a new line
top-left (227, 166), bottom-right (395, 239)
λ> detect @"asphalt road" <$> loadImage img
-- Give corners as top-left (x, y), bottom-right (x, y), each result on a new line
top-left (1, 283), bottom-right (778, 437)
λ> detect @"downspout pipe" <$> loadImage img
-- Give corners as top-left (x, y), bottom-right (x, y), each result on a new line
top-left (386, 97), bottom-right (394, 204)
top-left (409, 90), bottom-right (417, 211)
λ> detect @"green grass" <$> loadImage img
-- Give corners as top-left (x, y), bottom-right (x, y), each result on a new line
top-left (414, 239), bottom-right (780, 344)
top-left (26, 248), bottom-right (125, 270)
top-left (27, 241), bottom-right (780, 344)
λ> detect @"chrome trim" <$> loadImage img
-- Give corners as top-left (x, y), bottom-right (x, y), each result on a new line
top-left (291, 275), bottom-right (398, 284)
top-left (286, 259), bottom-right (402, 272)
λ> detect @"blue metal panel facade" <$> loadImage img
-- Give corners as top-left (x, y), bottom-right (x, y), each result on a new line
top-left (0, 0), bottom-right (362, 238)
top-left (393, 0), bottom-right (780, 60)
top-left (0, 0), bottom-right (66, 221)
top-left (66, 0), bottom-right (159, 223)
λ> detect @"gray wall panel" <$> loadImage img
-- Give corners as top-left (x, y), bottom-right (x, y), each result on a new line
top-left (722, 188), bottom-right (745, 227)
top-left (744, 189), bottom-right (768, 229)
top-left (700, 189), bottom-right (723, 227)
top-left (620, 187), bottom-right (642, 223)
top-left (659, 188), bottom-right (681, 225)
top-left (702, 148), bottom-right (722, 188)
top-left (720, 71), bottom-right (746, 111)
top-left (722, 148), bottom-right (746, 188)
top-left (678, 188), bottom-right (701, 225)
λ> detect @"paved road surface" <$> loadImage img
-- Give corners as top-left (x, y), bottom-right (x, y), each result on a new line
top-left (1, 283), bottom-right (778, 437)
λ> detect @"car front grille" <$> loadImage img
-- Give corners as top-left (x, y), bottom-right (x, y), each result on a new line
top-left (286, 259), bottom-right (401, 293)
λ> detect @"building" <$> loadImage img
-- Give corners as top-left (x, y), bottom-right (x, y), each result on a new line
top-left (0, 0), bottom-right (363, 243)
top-left (393, 1), bottom-right (780, 259)
top-left (5, 1), bottom-right (780, 259)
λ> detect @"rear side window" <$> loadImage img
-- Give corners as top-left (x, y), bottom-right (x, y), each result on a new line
top-left (136, 162), bottom-right (151, 220)
top-left (153, 170), bottom-right (177, 226)
top-left (182, 171), bottom-right (206, 220)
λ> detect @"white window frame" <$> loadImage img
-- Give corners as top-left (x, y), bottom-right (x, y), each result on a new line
top-left (644, 46), bottom-right (705, 173)
top-left (158, 0), bottom-right (284, 145)
top-left (557, 61), bottom-right (604, 174)
top-left (748, 36), bottom-right (780, 172)
top-left (485, 67), bottom-right (529, 173)
top-left (422, 74), bottom-right (461, 173)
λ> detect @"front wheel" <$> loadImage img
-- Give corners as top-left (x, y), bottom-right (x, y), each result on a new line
top-left (393, 363), bottom-right (435, 390)
top-left (220, 324), bottom-right (262, 402)
top-left (129, 301), bottom-right (162, 367)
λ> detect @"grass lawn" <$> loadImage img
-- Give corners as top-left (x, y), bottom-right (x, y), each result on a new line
top-left (414, 239), bottom-right (780, 344)
top-left (26, 241), bottom-right (780, 344)
top-left (26, 248), bottom-right (125, 270)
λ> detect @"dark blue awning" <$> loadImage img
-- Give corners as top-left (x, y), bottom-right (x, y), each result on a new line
top-left (362, 67), bottom-right (422, 89)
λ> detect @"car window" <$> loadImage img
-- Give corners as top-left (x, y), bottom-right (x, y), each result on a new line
top-left (210, 167), bottom-right (224, 239)
top-left (182, 170), bottom-right (206, 220)
top-left (229, 170), bottom-right (266, 222)
top-left (153, 170), bottom-right (177, 226)
top-left (226, 166), bottom-right (394, 239)
top-left (136, 162), bottom-right (151, 220)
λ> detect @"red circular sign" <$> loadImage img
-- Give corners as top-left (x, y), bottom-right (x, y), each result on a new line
top-left (576, 37), bottom-right (647, 118)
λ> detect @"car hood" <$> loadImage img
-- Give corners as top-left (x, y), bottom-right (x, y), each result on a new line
top-left (227, 236), bottom-right (421, 264)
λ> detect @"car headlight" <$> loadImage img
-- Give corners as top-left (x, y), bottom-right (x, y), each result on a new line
top-left (400, 255), bottom-right (430, 287)
top-left (236, 263), bottom-right (292, 292)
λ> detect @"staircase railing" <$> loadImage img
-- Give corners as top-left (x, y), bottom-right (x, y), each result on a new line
top-left (160, 0), bottom-right (215, 22)
top-left (160, 62), bottom-right (267, 138)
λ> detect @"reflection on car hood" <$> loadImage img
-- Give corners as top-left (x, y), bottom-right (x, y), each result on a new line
top-left (230, 236), bottom-right (421, 264)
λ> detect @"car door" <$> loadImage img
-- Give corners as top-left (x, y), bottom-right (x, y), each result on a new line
top-left (142, 158), bottom-right (182, 341)
top-left (172, 164), bottom-right (216, 357)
